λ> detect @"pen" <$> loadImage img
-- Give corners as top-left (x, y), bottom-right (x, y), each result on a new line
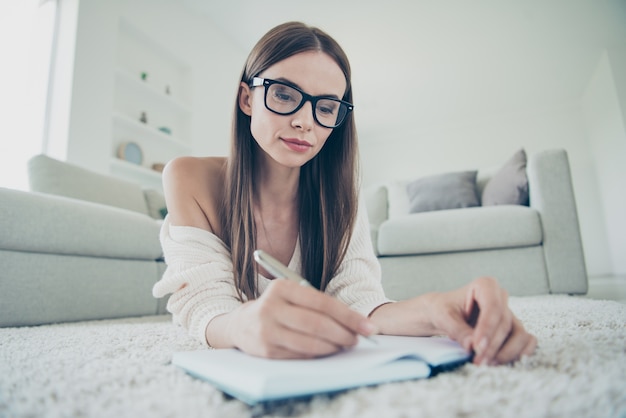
top-left (253, 249), bottom-right (378, 344)
top-left (253, 249), bottom-right (311, 287)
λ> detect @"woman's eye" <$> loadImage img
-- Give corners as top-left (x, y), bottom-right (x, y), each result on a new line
top-left (318, 103), bottom-right (337, 115)
top-left (272, 87), bottom-right (297, 102)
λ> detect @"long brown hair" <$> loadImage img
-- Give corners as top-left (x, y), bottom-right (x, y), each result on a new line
top-left (221, 21), bottom-right (359, 301)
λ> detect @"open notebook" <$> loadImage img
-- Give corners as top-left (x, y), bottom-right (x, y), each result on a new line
top-left (172, 335), bottom-right (470, 405)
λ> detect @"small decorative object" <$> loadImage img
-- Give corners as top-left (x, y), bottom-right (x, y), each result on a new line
top-left (158, 126), bottom-right (172, 135)
top-left (151, 163), bottom-right (165, 172)
top-left (140, 111), bottom-right (148, 124)
top-left (141, 72), bottom-right (148, 81)
top-left (165, 85), bottom-right (171, 95)
top-left (117, 142), bottom-right (143, 165)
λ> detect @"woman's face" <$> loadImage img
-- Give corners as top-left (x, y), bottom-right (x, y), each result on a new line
top-left (239, 51), bottom-right (347, 169)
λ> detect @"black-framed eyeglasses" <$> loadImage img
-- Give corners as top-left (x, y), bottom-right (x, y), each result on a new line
top-left (249, 77), bottom-right (354, 129)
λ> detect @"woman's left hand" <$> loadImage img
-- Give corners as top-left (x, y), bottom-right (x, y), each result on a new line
top-left (429, 277), bottom-right (537, 365)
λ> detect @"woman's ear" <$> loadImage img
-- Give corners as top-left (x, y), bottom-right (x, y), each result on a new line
top-left (238, 82), bottom-right (253, 116)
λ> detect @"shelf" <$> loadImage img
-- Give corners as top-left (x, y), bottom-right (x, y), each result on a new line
top-left (111, 17), bottom-right (192, 191)
top-left (115, 68), bottom-right (192, 114)
top-left (110, 158), bottom-right (163, 190)
top-left (112, 112), bottom-right (191, 149)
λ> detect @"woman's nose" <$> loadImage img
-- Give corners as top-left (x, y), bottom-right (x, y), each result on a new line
top-left (291, 100), bottom-right (315, 131)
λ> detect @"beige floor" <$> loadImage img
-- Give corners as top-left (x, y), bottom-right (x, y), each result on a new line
top-left (585, 274), bottom-right (626, 304)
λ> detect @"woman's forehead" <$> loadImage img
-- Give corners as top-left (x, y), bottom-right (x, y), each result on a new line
top-left (260, 51), bottom-right (347, 97)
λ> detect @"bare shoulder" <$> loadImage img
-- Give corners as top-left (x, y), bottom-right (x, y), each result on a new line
top-left (163, 156), bottom-right (225, 186)
top-left (162, 156), bottom-right (227, 234)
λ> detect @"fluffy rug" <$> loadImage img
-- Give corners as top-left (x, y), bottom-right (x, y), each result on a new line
top-left (1, 295), bottom-right (625, 418)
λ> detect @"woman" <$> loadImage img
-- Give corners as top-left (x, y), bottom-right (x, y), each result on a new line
top-left (153, 21), bottom-right (536, 365)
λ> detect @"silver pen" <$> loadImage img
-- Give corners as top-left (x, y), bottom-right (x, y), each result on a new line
top-left (253, 249), bottom-right (378, 344)
top-left (253, 249), bottom-right (311, 287)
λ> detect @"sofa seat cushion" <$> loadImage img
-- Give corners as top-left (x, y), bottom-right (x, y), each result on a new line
top-left (0, 188), bottom-right (162, 260)
top-left (377, 205), bottom-right (542, 256)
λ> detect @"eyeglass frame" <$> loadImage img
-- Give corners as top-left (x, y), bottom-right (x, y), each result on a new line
top-left (248, 77), bottom-right (354, 129)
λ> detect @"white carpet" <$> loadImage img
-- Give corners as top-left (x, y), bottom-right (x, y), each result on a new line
top-left (1, 295), bottom-right (625, 418)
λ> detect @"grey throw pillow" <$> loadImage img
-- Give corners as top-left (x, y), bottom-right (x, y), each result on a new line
top-left (482, 149), bottom-right (529, 206)
top-left (406, 171), bottom-right (479, 213)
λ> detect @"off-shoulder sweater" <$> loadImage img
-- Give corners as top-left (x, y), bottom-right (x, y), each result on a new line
top-left (152, 202), bottom-right (392, 346)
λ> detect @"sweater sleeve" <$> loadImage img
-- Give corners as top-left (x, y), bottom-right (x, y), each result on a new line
top-left (152, 217), bottom-right (242, 346)
top-left (325, 199), bottom-right (394, 316)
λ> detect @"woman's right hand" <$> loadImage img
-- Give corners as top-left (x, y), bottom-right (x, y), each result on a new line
top-left (222, 279), bottom-right (378, 359)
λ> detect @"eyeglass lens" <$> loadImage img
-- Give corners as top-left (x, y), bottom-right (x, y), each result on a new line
top-left (266, 83), bottom-right (348, 128)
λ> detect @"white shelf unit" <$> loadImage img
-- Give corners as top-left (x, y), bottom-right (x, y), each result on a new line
top-left (109, 158), bottom-right (163, 191)
top-left (111, 18), bottom-right (193, 189)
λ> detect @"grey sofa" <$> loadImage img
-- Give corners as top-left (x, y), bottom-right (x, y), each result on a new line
top-left (364, 149), bottom-right (588, 300)
top-left (0, 150), bottom-right (587, 328)
top-left (0, 155), bottom-right (168, 327)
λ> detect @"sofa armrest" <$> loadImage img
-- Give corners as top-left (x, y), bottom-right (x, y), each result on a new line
top-left (527, 149), bottom-right (587, 293)
top-left (0, 187), bottom-right (165, 326)
top-left (363, 184), bottom-right (388, 254)
top-left (0, 187), bottom-right (162, 260)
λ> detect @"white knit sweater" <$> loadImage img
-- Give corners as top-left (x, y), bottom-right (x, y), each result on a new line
top-left (152, 201), bottom-right (392, 346)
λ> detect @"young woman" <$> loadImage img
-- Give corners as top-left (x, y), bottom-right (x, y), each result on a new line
top-left (153, 21), bottom-right (536, 365)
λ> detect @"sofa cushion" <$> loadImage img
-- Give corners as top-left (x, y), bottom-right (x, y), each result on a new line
top-left (377, 205), bottom-right (542, 256)
top-left (0, 187), bottom-right (162, 260)
top-left (364, 185), bottom-right (388, 255)
top-left (385, 180), bottom-right (411, 219)
top-left (482, 149), bottom-right (529, 206)
top-left (28, 154), bottom-right (150, 216)
top-left (364, 185), bottom-right (388, 227)
top-left (386, 171), bottom-right (481, 219)
top-left (406, 170), bottom-right (479, 213)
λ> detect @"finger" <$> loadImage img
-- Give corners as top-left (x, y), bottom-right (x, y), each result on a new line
top-left (514, 320), bottom-right (538, 361)
top-left (275, 302), bottom-right (359, 349)
top-left (271, 279), bottom-right (377, 337)
top-left (494, 323), bottom-right (537, 365)
top-left (250, 336), bottom-right (323, 359)
top-left (476, 307), bottom-right (513, 365)
top-left (256, 281), bottom-right (366, 356)
top-left (247, 302), bottom-right (346, 358)
top-left (446, 318), bottom-right (475, 353)
top-left (271, 324), bottom-right (345, 358)
top-left (491, 317), bottom-right (529, 364)
top-left (522, 334), bottom-right (538, 357)
top-left (429, 293), bottom-right (475, 351)
top-left (469, 282), bottom-right (509, 363)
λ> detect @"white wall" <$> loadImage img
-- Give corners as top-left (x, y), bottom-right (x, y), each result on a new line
top-left (582, 49), bottom-right (626, 275)
top-left (118, 0), bottom-right (244, 158)
top-left (47, 0), bottom-right (245, 173)
top-left (47, 0), bottom-right (119, 173)
top-left (341, 1), bottom-right (624, 278)
top-left (49, 0), bottom-right (622, 277)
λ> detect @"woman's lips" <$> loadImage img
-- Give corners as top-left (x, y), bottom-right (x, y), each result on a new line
top-left (282, 138), bottom-right (312, 153)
